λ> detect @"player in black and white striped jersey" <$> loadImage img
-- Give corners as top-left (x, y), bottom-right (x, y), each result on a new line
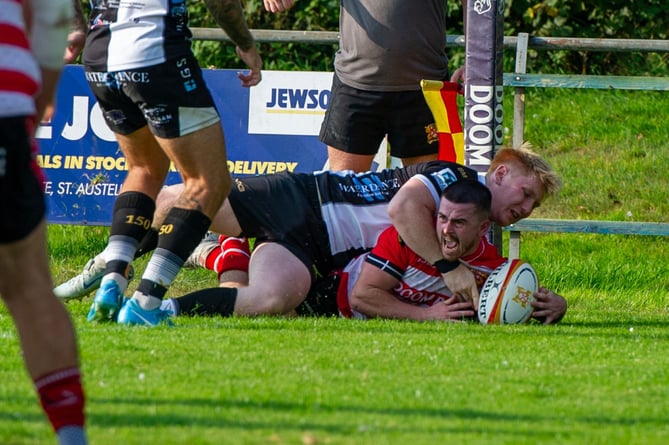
top-left (79, 0), bottom-right (265, 325)
top-left (162, 146), bottom-right (561, 319)
top-left (57, 146), bottom-right (561, 323)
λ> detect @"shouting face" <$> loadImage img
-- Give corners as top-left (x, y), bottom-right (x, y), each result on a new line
top-left (436, 198), bottom-right (490, 261)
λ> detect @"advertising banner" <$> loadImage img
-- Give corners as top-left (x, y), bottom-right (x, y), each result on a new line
top-left (38, 66), bottom-right (333, 225)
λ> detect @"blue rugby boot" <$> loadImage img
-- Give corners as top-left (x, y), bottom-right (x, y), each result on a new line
top-left (117, 297), bottom-right (174, 327)
top-left (87, 279), bottom-right (124, 323)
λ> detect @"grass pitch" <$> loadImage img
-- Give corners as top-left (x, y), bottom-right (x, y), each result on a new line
top-left (2, 300), bottom-right (668, 444)
top-left (1, 88), bottom-right (668, 444)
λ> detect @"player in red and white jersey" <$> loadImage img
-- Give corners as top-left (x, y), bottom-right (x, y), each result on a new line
top-left (0, 0), bottom-right (89, 443)
top-left (336, 225), bottom-right (505, 320)
top-left (0, 1), bottom-right (40, 117)
top-left (337, 181), bottom-right (567, 324)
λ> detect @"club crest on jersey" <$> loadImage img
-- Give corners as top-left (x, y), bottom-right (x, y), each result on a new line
top-left (472, 269), bottom-right (490, 289)
top-left (425, 123), bottom-right (439, 144)
top-left (430, 168), bottom-right (459, 190)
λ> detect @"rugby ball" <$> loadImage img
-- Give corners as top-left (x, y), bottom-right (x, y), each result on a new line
top-left (478, 259), bottom-right (538, 324)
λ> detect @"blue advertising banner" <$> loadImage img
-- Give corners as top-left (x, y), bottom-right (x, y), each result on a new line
top-left (37, 66), bottom-right (333, 226)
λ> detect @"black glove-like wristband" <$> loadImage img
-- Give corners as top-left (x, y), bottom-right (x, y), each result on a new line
top-left (433, 259), bottom-right (460, 274)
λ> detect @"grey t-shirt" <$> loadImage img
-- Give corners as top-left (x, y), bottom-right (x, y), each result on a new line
top-left (334, 0), bottom-right (449, 92)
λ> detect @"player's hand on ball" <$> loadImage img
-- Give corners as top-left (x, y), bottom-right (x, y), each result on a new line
top-left (531, 287), bottom-right (567, 324)
top-left (441, 264), bottom-right (479, 307)
top-left (427, 295), bottom-right (474, 321)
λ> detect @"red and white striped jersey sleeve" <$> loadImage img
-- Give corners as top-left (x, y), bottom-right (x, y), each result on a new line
top-left (0, 0), bottom-right (40, 117)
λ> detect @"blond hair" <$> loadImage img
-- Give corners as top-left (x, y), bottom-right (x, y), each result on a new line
top-left (488, 142), bottom-right (562, 197)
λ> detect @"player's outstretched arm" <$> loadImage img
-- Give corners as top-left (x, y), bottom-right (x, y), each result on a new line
top-left (204, 0), bottom-right (262, 87)
top-left (350, 263), bottom-right (431, 321)
top-left (531, 287), bottom-right (567, 324)
top-left (350, 263), bottom-right (473, 321)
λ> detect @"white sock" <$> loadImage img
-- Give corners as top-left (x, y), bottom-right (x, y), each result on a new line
top-left (132, 291), bottom-right (162, 310)
top-left (159, 298), bottom-right (178, 316)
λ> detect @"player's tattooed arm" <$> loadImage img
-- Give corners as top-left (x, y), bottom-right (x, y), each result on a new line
top-left (71, 0), bottom-right (86, 34)
top-left (204, 0), bottom-right (256, 51)
top-left (65, 0), bottom-right (87, 63)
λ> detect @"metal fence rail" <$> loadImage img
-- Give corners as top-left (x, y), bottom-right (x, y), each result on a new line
top-left (191, 28), bottom-right (669, 53)
top-left (192, 27), bottom-right (669, 247)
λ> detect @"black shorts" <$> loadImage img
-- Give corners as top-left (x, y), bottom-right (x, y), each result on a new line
top-left (227, 173), bottom-right (333, 280)
top-left (85, 55), bottom-right (220, 138)
top-left (0, 117), bottom-right (46, 243)
top-left (319, 74), bottom-right (439, 159)
top-left (296, 269), bottom-right (342, 317)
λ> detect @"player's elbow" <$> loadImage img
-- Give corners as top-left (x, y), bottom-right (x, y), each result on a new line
top-left (388, 196), bottom-right (410, 226)
top-left (349, 288), bottom-right (376, 318)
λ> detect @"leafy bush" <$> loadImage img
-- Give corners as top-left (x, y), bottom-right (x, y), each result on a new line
top-left (505, 0), bottom-right (669, 75)
top-left (78, 1), bottom-right (668, 75)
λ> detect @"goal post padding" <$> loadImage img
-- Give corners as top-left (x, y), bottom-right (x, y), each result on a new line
top-left (464, 0), bottom-right (505, 174)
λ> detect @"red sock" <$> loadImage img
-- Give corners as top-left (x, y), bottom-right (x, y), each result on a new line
top-left (203, 245), bottom-right (223, 271)
top-left (34, 367), bottom-right (85, 432)
top-left (203, 236), bottom-right (250, 275)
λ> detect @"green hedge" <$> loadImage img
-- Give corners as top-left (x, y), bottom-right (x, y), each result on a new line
top-left (505, 0), bottom-right (669, 75)
top-left (80, 1), bottom-right (669, 75)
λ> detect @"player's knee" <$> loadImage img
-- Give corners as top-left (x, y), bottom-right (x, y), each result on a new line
top-left (251, 288), bottom-right (307, 316)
